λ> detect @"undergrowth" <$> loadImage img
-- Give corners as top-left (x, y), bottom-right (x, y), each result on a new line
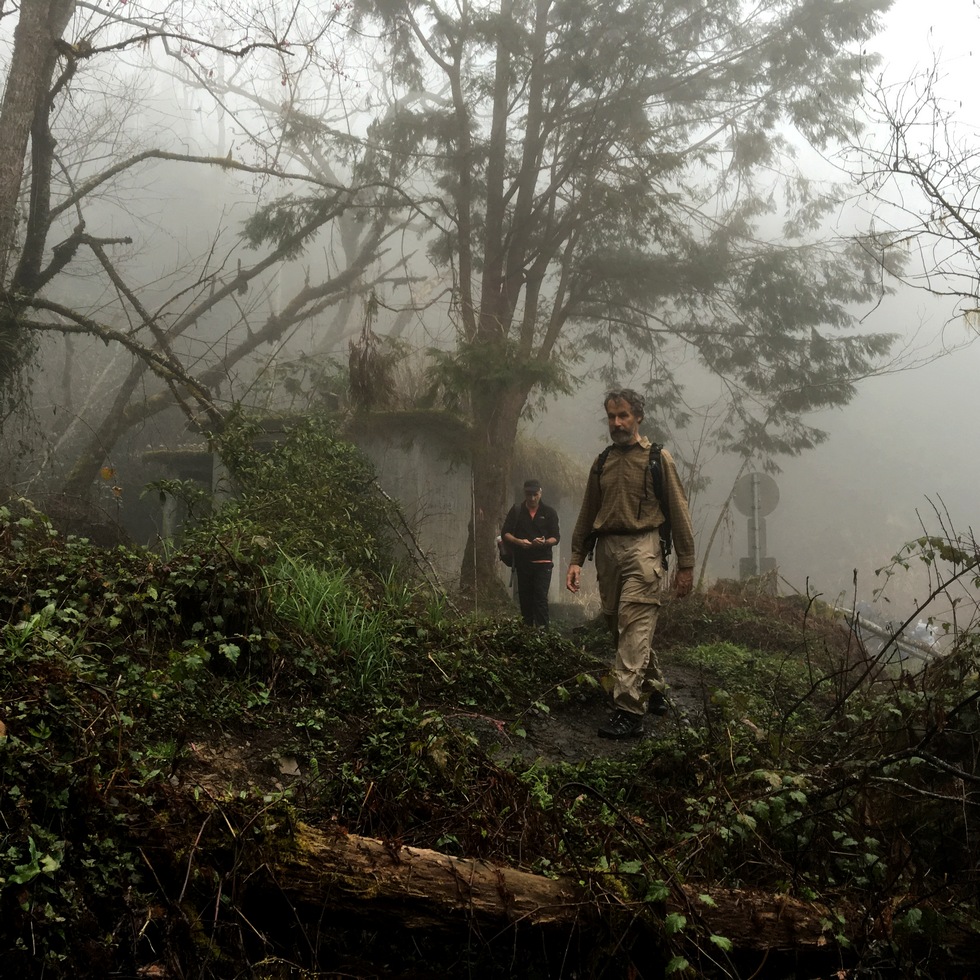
top-left (2, 429), bottom-right (980, 977)
top-left (0, 500), bottom-right (599, 977)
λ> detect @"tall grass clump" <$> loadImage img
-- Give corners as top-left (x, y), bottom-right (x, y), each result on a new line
top-left (266, 551), bottom-right (396, 696)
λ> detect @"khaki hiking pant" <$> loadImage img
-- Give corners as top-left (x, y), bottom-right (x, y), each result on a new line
top-left (595, 531), bottom-right (666, 715)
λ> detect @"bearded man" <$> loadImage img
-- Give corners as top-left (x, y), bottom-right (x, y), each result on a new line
top-left (566, 389), bottom-right (696, 739)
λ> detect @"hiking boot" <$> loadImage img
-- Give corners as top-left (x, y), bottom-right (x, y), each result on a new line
top-left (598, 710), bottom-right (644, 739)
top-left (647, 691), bottom-right (670, 717)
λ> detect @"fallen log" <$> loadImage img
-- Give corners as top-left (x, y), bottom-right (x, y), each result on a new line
top-left (261, 820), bottom-right (848, 952)
top-left (271, 821), bottom-right (590, 932)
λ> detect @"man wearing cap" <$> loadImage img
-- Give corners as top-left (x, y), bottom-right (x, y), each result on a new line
top-left (566, 388), bottom-right (696, 739)
top-left (501, 480), bottom-right (561, 628)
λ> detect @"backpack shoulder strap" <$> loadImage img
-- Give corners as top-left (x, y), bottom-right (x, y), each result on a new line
top-left (648, 443), bottom-right (665, 509)
top-left (648, 443), bottom-right (672, 562)
top-left (595, 446), bottom-right (613, 480)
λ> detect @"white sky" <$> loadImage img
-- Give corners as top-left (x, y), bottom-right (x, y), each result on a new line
top-left (733, 0), bottom-right (980, 610)
top-left (536, 0), bottom-right (980, 616)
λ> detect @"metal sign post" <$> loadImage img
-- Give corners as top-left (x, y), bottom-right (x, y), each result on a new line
top-left (733, 472), bottom-right (779, 579)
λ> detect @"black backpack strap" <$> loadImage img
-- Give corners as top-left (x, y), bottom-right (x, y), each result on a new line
top-left (648, 443), bottom-right (672, 568)
top-left (591, 443), bottom-right (673, 567)
top-left (595, 445), bottom-right (612, 480)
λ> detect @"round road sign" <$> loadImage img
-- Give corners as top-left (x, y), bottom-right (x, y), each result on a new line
top-left (732, 472), bottom-right (779, 517)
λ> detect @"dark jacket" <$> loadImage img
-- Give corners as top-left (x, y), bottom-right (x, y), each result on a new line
top-left (501, 500), bottom-right (560, 566)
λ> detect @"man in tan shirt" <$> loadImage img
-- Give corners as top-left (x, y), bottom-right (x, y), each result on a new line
top-left (566, 389), bottom-right (695, 739)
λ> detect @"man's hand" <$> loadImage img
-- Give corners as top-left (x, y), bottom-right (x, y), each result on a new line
top-left (566, 563), bottom-right (582, 593)
top-left (674, 567), bottom-right (693, 598)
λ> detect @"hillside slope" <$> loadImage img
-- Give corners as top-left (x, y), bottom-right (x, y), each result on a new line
top-left (2, 507), bottom-right (979, 978)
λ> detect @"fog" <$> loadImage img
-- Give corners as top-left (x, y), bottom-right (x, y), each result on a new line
top-left (3, 0), bottom-right (979, 625)
top-left (533, 0), bottom-right (980, 615)
top-left (717, 0), bottom-right (980, 612)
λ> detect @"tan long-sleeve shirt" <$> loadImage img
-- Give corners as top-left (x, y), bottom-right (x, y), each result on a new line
top-left (569, 436), bottom-right (695, 568)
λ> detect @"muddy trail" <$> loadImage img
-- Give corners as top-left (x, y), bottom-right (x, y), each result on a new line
top-left (453, 660), bottom-right (710, 767)
top-left (185, 585), bottom-right (838, 796)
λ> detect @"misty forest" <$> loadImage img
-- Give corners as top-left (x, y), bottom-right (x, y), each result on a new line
top-left (2, 0), bottom-right (980, 977)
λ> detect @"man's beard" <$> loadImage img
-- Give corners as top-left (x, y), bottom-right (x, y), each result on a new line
top-left (610, 428), bottom-right (635, 445)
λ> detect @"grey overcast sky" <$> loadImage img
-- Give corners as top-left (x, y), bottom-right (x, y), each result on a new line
top-left (758, 0), bottom-right (980, 609)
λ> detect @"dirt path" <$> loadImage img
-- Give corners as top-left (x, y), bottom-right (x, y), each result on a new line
top-left (458, 663), bottom-right (708, 766)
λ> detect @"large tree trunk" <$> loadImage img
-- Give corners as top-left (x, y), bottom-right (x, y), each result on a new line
top-left (0, 0), bottom-right (75, 285)
top-left (0, 0), bottom-right (75, 401)
top-left (459, 383), bottom-right (525, 598)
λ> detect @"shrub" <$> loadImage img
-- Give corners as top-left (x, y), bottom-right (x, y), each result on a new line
top-left (201, 411), bottom-right (397, 577)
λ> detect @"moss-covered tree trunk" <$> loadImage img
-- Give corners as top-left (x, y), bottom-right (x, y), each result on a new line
top-left (0, 0), bottom-right (75, 402)
top-left (0, 0), bottom-right (75, 284)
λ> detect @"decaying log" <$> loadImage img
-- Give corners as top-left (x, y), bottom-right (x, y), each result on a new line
top-left (674, 883), bottom-right (845, 952)
top-left (267, 821), bottom-right (594, 932)
top-left (262, 821), bottom-right (850, 952)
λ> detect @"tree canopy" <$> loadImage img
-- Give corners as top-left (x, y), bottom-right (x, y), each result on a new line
top-left (0, 0), bottom-right (907, 590)
top-left (345, 0), bottom-right (900, 587)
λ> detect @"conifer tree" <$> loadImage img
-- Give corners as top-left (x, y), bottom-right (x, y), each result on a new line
top-left (349, 0), bottom-right (900, 591)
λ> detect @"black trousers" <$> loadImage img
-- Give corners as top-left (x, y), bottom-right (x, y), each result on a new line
top-left (516, 562), bottom-right (553, 627)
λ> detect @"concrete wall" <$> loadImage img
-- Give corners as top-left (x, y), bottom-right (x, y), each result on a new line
top-left (143, 413), bottom-right (596, 614)
top-left (357, 426), bottom-right (471, 588)
top-left (359, 419), bottom-right (588, 611)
